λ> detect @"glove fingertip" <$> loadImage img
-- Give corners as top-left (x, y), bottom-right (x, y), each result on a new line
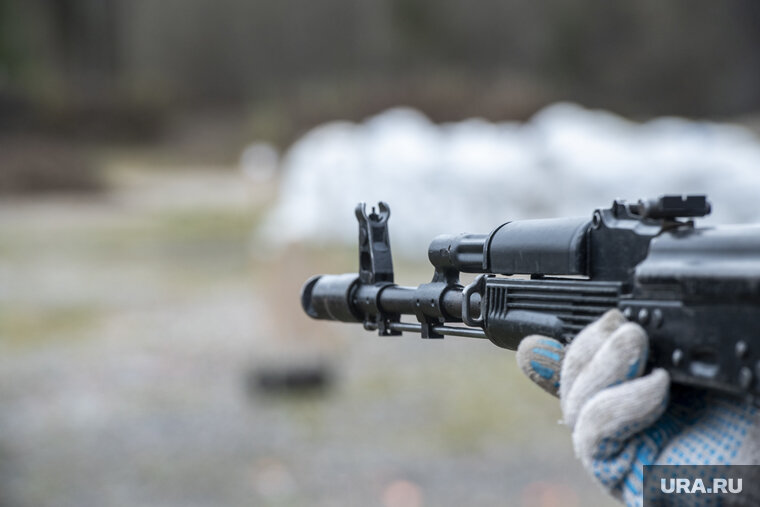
top-left (609, 322), bottom-right (649, 381)
top-left (517, 335), bottom-right (564, 397)
top-left (573, 369), bottom-right (671, 464)
top-left (560, 309), bottom-right (627, 402)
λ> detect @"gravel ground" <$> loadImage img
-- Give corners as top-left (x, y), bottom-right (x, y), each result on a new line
top-left (0, 168), bottom-right (617, 507)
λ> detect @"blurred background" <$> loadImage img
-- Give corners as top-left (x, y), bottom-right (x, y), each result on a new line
top-left (2, 1), bottom-right (760, 506)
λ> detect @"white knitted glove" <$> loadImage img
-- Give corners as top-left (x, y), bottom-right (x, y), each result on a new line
top-left (516, 309), bottom-right (760, 507)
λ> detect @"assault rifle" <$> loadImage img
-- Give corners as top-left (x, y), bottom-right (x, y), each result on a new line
top-left (301, 196), bottom-right (760, 402)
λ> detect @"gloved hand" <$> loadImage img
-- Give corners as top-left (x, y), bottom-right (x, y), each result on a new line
top-left (516, 309), bottom-right (760, 507)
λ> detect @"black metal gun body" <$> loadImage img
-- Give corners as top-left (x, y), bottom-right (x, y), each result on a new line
top-left (301, 196), bottom-right (760, 401)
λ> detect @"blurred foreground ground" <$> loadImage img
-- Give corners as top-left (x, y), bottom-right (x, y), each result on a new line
top-left (0, 165), bottom-right (616, 507)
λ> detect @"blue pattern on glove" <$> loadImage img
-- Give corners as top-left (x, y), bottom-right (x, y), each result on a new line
top-left (588, 388), bottom-right (757, 507)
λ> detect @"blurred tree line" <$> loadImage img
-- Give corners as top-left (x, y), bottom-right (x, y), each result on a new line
top-left (1, 0), bottom-right (760, 140)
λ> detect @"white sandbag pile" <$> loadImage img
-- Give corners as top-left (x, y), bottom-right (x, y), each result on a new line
top-left (259, 103), bottom-right (760, 255)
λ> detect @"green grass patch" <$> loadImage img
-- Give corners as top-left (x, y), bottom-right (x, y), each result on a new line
top-left (150, 207), bottom-right (258, 242)
top-left (0, 304), bottom-right (102, 348)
